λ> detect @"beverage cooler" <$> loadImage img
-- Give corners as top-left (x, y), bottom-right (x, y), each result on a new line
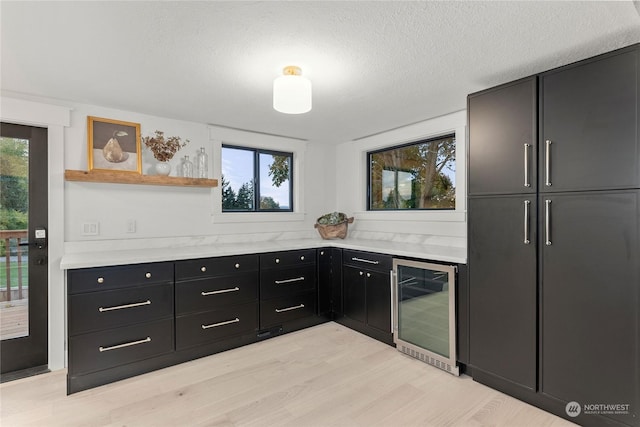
top-left (392, 259), bottom-right (459, 375)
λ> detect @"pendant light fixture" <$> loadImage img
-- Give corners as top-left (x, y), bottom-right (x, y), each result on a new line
top-left (273, 66), bottom-right (312, 114)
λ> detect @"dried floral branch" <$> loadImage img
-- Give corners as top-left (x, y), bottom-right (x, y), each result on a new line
top-left (141, 130), bottom-right (189, 162)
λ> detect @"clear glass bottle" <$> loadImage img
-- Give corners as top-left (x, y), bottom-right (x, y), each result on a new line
top-left (195, 147), bottom-right (208, 178)
top-left (182, 155), bottom-right (194, 178)
top-left (176, 157), bottom-right (185, 177)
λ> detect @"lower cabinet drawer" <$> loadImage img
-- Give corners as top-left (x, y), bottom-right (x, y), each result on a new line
top-left (68, 318), bottom-right (174, 375)
top-left (260, 265), bottom-right (317, 299)
top-left (69, 283), bottom-right (174, 335)
top-left (175, 272), bottom-right (258, 315)
top-left (176, 302), bottom-right (258, 350)
top-left (260, 292), bottom-right (317, 329)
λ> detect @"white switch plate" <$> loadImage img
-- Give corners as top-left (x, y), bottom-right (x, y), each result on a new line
top-left (82, 222), bottom-right (99, 236)
top-left (126, 220), bottom-right (136, 233)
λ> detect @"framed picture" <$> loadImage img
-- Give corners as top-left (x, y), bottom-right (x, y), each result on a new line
top-left (87, 116), bottom-right (142, 173)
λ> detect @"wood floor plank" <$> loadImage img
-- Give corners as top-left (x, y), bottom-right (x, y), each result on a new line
top-left (0, 322), bottom-right (575, 427)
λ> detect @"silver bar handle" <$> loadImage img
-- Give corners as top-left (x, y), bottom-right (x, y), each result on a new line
top-left (275, 304), bottom-right (305, 313)
top-left (524, 143), bottom-right (531, 187)
top-left (389, 270), bottom-right (395, 333)
top-left (545, 199), bottom-right (552, 246)
top-left (545, 140), bottom-right (552, 186)
top-left (352, 257), bottom-right (379, 265)
top-left (99, 337), bottom-right (151, 352)
top-left (202, 318), bottom-right (239, 329)
top-left (98, 300), bottom-right (151, 312)
top-left (201, 287), bottom-right (240, 296)
top-left (274, 277), bottom-right (305, 284)
top-left (523, 200), bottom-right (531, 245)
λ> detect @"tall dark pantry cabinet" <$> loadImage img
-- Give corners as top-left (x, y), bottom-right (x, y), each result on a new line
top-left (468, 44), bottom-right (639, 427)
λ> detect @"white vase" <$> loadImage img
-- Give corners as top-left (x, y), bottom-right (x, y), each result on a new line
top-left (154, 162), bottom-right (171, 176)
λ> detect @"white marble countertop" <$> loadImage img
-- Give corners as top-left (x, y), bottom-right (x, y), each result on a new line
top-left (60, 237), bottom-right (466, 270)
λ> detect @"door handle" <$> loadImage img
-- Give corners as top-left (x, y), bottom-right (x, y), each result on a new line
top-left (545, 140), bottom-right (552, 187)
top-left (274, 277), bottom-right (305, 285)
top-left (523, 200), bottom-right (531, 245)
top-left (275, 304), bottom-right (305, 313)
top-left (524, 143), bottom-right (531, 188)
top-left (545, 199), bottom-right (552, 246)
top-left (201, 287), bottom-right (240, 296)
top-left (202, 318), bottom-right (239, 329)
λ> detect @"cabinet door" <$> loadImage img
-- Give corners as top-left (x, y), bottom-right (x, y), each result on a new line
top-left (541, 47), bottom-right (638, 192)
top-left (331, 248), bottom-right (343, 318)
top-left (343, 266), bottom-right (366, 323)
top-left (541, 191), bottom-right (639, 424)
top-left (468, 77), bottom-right (537, 196)
top-left (468, 196), bottom-right (537, 390)
top-left (317, 249), bottom-right (332, 317)
top-left (366, 270), bottom-right (391, 333)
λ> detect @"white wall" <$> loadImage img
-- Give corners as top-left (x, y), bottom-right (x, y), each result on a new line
top-left (334, 110), bottom-right (467, 248)
top-left (63, 104), bottom-right (334, 253)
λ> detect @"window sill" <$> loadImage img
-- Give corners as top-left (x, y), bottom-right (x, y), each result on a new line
top-left (353, 210), bottom-right (466, 222)
top-left (211, 212), bottom-right (306, 224)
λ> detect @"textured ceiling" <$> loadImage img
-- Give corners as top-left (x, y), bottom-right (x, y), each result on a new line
top-left (2, 1), bottom-right (639, 144)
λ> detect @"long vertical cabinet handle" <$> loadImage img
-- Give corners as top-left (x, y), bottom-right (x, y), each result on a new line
top-left (524, 143), bottom-right (531, 187)
top-left (545, 140), bottom-right (552, 187)
top-left (545, 199), bottom-right (552, 246)
top-left (389, 270), bottom-right (395, 334)
top-left (523, 200), bottom-right (531, 244)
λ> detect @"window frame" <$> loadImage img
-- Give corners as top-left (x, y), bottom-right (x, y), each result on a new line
top-left (221, 144), bottom-right (294, 213)
top-left (366, 133), bottom-right (456, 211)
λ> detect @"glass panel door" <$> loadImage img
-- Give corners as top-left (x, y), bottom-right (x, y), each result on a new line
top-left (393, 259), bottom-right (458, 375)
top-left (0, 123), bottom-right (48, 377)
top-left (0, 135), bottom-right (30, 340)
top-left (397, 264), bottom-right (451, 357)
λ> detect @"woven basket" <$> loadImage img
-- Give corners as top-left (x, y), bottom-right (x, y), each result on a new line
top-left (314, 216), bottom-right (354, 239)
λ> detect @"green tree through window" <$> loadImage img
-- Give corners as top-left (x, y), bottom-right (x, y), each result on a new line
top-left (221, 145), bottom-right (292, 212)
top-left (369, 134), bottom-right (455, 210)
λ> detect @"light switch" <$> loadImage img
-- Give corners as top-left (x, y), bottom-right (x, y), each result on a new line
top-left (82, 222), bottom-right (99, 236)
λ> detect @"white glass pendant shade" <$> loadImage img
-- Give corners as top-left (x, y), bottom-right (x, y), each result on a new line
top-left (273, 66), bottom-right (312, 114)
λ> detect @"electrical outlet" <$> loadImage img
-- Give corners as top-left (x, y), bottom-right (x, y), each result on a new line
top-left (81, 222), bottom-right (99, 236)
top-left (126, 220), bottom-right (136, 233)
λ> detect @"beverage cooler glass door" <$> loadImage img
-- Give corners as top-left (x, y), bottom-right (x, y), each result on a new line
top-left (393, 259), bottom-right (459, 375)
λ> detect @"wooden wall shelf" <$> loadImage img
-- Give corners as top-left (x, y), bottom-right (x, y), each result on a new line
top-left (64, 170), bottom-right (218, 188)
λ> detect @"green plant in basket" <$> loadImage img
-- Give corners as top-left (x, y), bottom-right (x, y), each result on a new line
top-left (315, 211), bottom-right (354, 239)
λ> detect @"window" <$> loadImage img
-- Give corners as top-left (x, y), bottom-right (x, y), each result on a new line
top-left (368, 134), bottom-right (455, 210)
top-left (221, 145), bottom-right (293, 212)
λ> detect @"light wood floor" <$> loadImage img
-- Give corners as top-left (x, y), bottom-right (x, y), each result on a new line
top-left (0, 322), bottom-right (575, 427)
top-left (0, 299), bottom-right (28, 340)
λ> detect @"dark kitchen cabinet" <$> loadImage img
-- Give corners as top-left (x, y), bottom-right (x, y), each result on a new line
top-left (468, 77), bottom-right (537, 196)
top-left (468, 196), bottom-right (537, 390)
top-left (175, 254), bottom-right (259, 351)
top-left (540, 48), bottom-right (639, 193)
top-left (365, 269), bottom-right (391, 333)
top-left (343, 266), bottom-right (366, 323)
top-left (468, 43), bottom-right (640, 427)
top-left (259, 249), bottom-right (319, 333)
top-left (540, 191), bottom-right (639, 425)
top-left (318, 247), bottom-right (344, 320)
top-left (340, 250), bottom-right (393, 345)
top-left (67, 262), bottom-right (175, 393)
